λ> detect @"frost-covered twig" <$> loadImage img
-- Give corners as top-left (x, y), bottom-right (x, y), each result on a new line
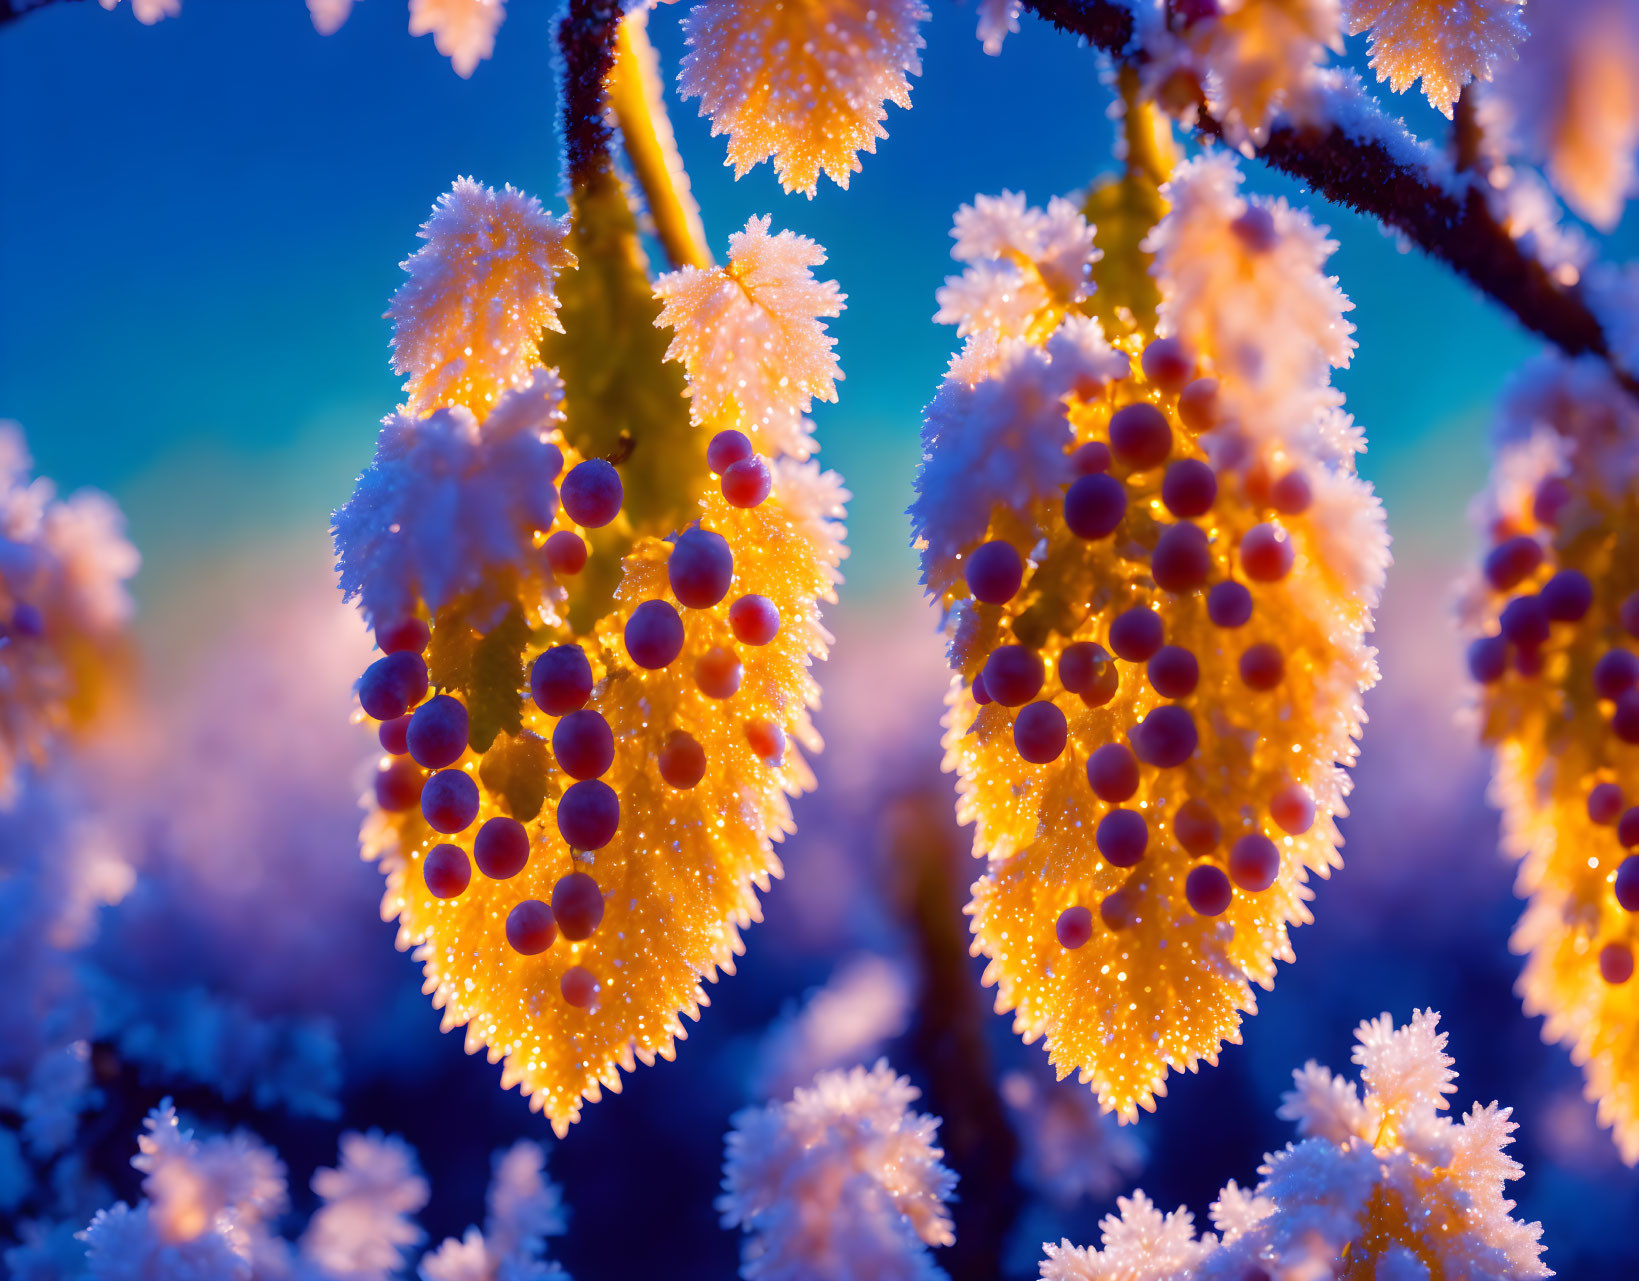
top-left (557, 0), bottom-right (622, 189)
top-left (0, 0), bottom-right (84, 27)
top-left (1017, 0), bottom-right (1638, 395)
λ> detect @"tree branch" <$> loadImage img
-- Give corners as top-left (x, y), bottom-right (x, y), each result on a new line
top-left (1019, 0), bottom-right (1637, 395)
top-left (557, 0), bottom-right (623, 191)
top-left (1, 0), bottom-right (85, 26)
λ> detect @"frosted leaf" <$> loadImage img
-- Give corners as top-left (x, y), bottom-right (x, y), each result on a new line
top-left (387, 178), bottom-right (574, 417)
top-left (1206, 1181), bottom-right (1273, 1241)
top-left (1378, 1246), bottom-right (1432, 1281)
top-left (679, 0), bottom-right (929, 195)
top-left (1039, 1193), bottom-right (1212, 1280)
top-left (1489, 0), bottom-right (1639, 229)
top-left (719, 1061), bottom-right (955, 1281)
top-left (1278, 1062), bottom-right (1370, 1144)
top-left (976, 0), bottom-right (1021, 55)
top-left (309, 0), bottom-right (355, 35)
top-left (409, 0), bottom-right (506, 78)
top-left (752, 955), bottom-right (914, 1101)
top-left (1352, 1009), bottom-right (1457, 1134)
top-left (80, 1203), bottom-right (246, 1281)
top-left (936, 193), bottom-right (1101, 341)
top-left (332, 368), bottom-right (566, 630)
top-left (301, 1132), bottom-right (428, 1281)
top-left (654, 215), bottom-right (845, 459)
top-left (484, 1142), bottom-right (566, 1266)
top-left (97, 0), bottom-right (180, 24)
top-left (418, 1231), bottom-right (492, 1281)
top-left (1344, 0), bottom-right (1526, 116)
top-left (999, 1068), bottom-right (1144, 1207)
top-left (1149, 152), bottom-right (1355, 446)
top-left (1174, 0), bottom-right (1344, 144)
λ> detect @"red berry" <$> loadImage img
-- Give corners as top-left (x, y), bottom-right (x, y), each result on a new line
top-left (1612, 691), bottom-right (1639, 744)
top-left (1109, 607), bottom-right (1163, 662)
top-left (1588, 782), bottom-right (1625, 825)
top-left (972, 671), bottom-right (992, 705)
top-left (1533, 476), bottom-right (1572, 526)
top-left (553, 709), bottom-right (615, 779)
top-left (1186, 863), bottom-right (1233, 916)
top-left (545, 530), bottom-right (588, 576)
top-left (1270, 783), bottom-right (1315, 835)
top-left (552, 871), bottom-right (606, 940)
top-left (1499, 595), bottom-right (1550, 649)
top-left (729, 595), bottom-right (780, 645)
top-left (658, 730), bottom-right (707, 788)
top-left (1617, 856), bottom-right (1639, 911)
top-left (1240, 643), bottom-right (1285, 691)
top-left (407, 694), bottom-right (469, 770)
top-left (561, 965), bottom-right (599, 1008)
top-left (1015, 701), bottom-right (1068, 764)
top-left (1141, 337), bottom-right (1194, 392)
top-left (1099, 888), bottom-right (1137, 931)
top-left (1230, 205), bottom-right (1277, 252)
top-left (1623, 592), bottom-right (1639, 639)
top-left (378, 617), bottom-right (430, 654)
top-left (1161, 459), bottom-right (1216, 518)
top-left (474, 816), bottom-right (530, 880)
top-left (1173, 799), bottom-right (1220, 855)
top-left (531, 645), bottom-right (593, 716)
top-left (696, 647), bottom-right (744, 699)
top-left (1132, 705), bottom-right (1197, 768)
top-left (557, 779), bottom-right (620, 850)
top-left (1056, 905), bottom-right (1093, 949)
top-left (1071, 441), bottom-right (1112, 474)
top-left (422, 769), bottom-right (479, 833)
top-left (1485, 536), bottom-right (1544, 591)
top-left (375, 759), bottom-right (423, 812)
top-left (1270, 470), bottom-right (1312, 515)
top-left (669, 528), bottom-right (734, 609)
top-left (1109, 403), bottom-right (1172, 469)
top-left (1601, 942), bottom-right (1635, 985)
top-left (1177, 378), bottom-right (1219, 431)
top-left (1087, 743), bottom-right (1139, 802)
top-left (967, 540), bottom-right (1025, 604)
top-left (1229, 833), bottom-right (1280, 891)
top-left (1058, 642), bottom-right (1104, 694)
top-left (1620, 808), bottom-right (1639, 848)
top-left (723, 456), bottom-right (772, 508)
top-left (423, 843), bottom-right (471, 899)
top-left (1594, 649), bottom-right (1639, 700)
top-left (1097, 809), bottom-right (1148, 867)
top-left (1540, 569), bottom-right (1592, 622)
top-left (746, 719), bottom-right (787, 764)
top-left (505, 900), bottom-right (557, 955)
top-left (1064, 473), bottom-right (1127, 540)
top-left (1208, 580), bottom-right (1253, 628)
top-left (1152, 523), bottom-right (1213, 593)
top-left (708, 429), bottom-right (753, 474)
top-left (562, 459), bottom-right (622, 527)
top-left (359, 651), bottom-right (430, 721)
top-left (379, 715), bottom-right (411, 756)
top-left (1148, 645), bottom-right (1198, 699)
top-left (983, 645), bottom-right (1045, 706)
top-left (1241, 524), bottom-right (1294, 582)
top-left (1467, 635), bottom-right (1507, 685)
top-left (625, 600), bottom-right (685, 669)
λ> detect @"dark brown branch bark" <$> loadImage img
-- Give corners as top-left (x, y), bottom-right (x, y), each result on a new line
top-left (1019, 0), bottom-right (1638, 395)
top-left (1, 0), bottom-right (84, 26)
top-left (557, 0), bottom-right (622, 190)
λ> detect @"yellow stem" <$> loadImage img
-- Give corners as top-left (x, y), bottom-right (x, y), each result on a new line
top-left (608, 9), bottom-right (712, 270)
top-left (1119, 64), bottom-right (1178, 188)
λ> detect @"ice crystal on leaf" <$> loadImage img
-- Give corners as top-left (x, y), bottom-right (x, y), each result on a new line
top-left (678, 0), bottom-right (929, 195)
top-left (409, 0), bottom-right (507, 78)
top-left (309, 0), bottom-right (355, 36)
top-left (936, 193), bottom-right (1101, 342)
top-left (1000, 1067), bottom-right (1144, 1206)
top-left (654, 215), bottom-right (845, 459)
top-left (340, 180), bottom-right (847, 1135)
top-left (0, 424), bottom-right (138, 805)
top-left (1490, 0), bottom-right (1639, 229)
top-left (976, 0), bottom-right (1021, 55)
top-left (751, 954), bottom-right (914, 1101)
top-left (913, 166), bottom-right (1386, 1124)
top-left (1041, 1012), bottom-right (1549, 1279)
top-left (1461, 353), bottom-right (1639, 1163)
top-left (387, 178), bottom-right (574, 418)
top-left (1343, 0), bottom-right (1526, 117)
top-left (302, 1132), bottom-right (429, 1279)
top-left (719, 1061), bottom-right (956, 1281)
top-left (97, 0), bottom-right (179, 24)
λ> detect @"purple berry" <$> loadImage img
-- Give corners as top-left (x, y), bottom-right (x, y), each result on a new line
top-left (1056, 905), bottom-right (1093, 949)
top-left (1014, 701), bottom-right (1068, 764)
top-left (1500, 594), bottom-right (1550, 649)
top-left (708, 429), bottom-right (753, 474)
top-left (1533, 477), bottom-right (1572, 526)
top-left (1071, 441), bottom-right (1112, 474)
top-left (474, 816), bottom-right (530, 880)
top-left (379, 715), bottom-right (411, 756)
top-left (1485, 536), bottom-right (1544, 591)
top-left (553, 708), bottom-right (615, 780)
top-left (545, 530), bottom-right (588, 576)
top-left (669, 528), bottom-right (734, 610)
top-left (695, 647), bottom-right (744, 699)
top-left (561, 965), bottom-right (599, 1008)
top-left (1467, 635), bottom-right (1508, 684)
top-left (1540, 569), bottom-right (1592, 622)
top-left (423, 843), bottom-right (471, 899)
top-left (1270, 782), bottom-right (1316, 834)
top-left (729, 594), bottom-right (780, 645)
top-left (1109, 403), bottom-right (1172, 469)
top-left (1097, 809), bottom-right (1148, 867)
top-left (972, 671), bottom-right (992, 705)
top-left (1161, 459), bottom-right (1216, 518)
top-left (625, 600), bottom-right (685, 669)
top-left (1148, 645), bottom-right (1199, 699)
top-left (1270, 470), bottom-right (1312, 515)
top-left (723, 456), bottom-right (772, 508)
top-left (1109, 607), bottom-right (1163, 662)
top-left (557, 779), bottom-right (620, 850)
top-left (1177, 378), bottom-right (1219, 431)
top-left (506, 900), bottom-right (557, 955)
top-left (1241, 524), bottom-right (1294, 582)
top-left (1229, 833), bottom-right (1280, 891)
top-left (407, 694), bottom-right (469, 770)
top-left (1152, 523), bottom-right (1212, 593)
top-left (1230, 205), bottom-right (1277, 252)
top-left (1058, 642), bottom-right (1103, 694)
top-left (553, 871), bottom-right (606, 940)
top-left (967, 540), bottom-right (1025, 604)
top-left (1174, 799), bottom-right (1220, 855)
top-left (1141, 337), bottom-right (1194, 392)
top-left (378, 617), bottom-right (430, 654)
top-left (1594, 649), bottom-right (1639, 700)
top-left (659, 730), bottom-right (707, 789)
top-left (375, 759), bottom-right (423, 812)
top-left (562, 459), bottom-right (622, 527)
top-left (1619, 807), bottom-right (1639, 847)
top-left (1099, 888), bottom-right (1137, 931)
top-left (1588, 783), bottom-right (1625, 825)
top-left (1087, 743), bottom-right (1139, 802)
top-left (1622, 591), bottom-right (1639, 639)
top-left (1614, 691), bottom-right (1639, 745)
top-left (1617, 855), bottom-right (1639, 911)
top-left (359, 651), bottom-right (429, 721)
top-left (1208, 580), bottom-right (1253, 629)
top-left (422, 769), bottom-right (479, 833)
top-left (1601, 942), bottom-right (1635, 985)
top-left (1064, 473), bottom-right (1126, 540)
top-left (983, 645), bottom-right (1045, 706)
top-left (1240, 643), bottom-right (1285, 691)
top-left (532, 645), bottom-right (593, 716)
top-left (1186, 864), bottom-right (1233, 916)
top-left (1132, 705), bottom-right (1197, 768)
